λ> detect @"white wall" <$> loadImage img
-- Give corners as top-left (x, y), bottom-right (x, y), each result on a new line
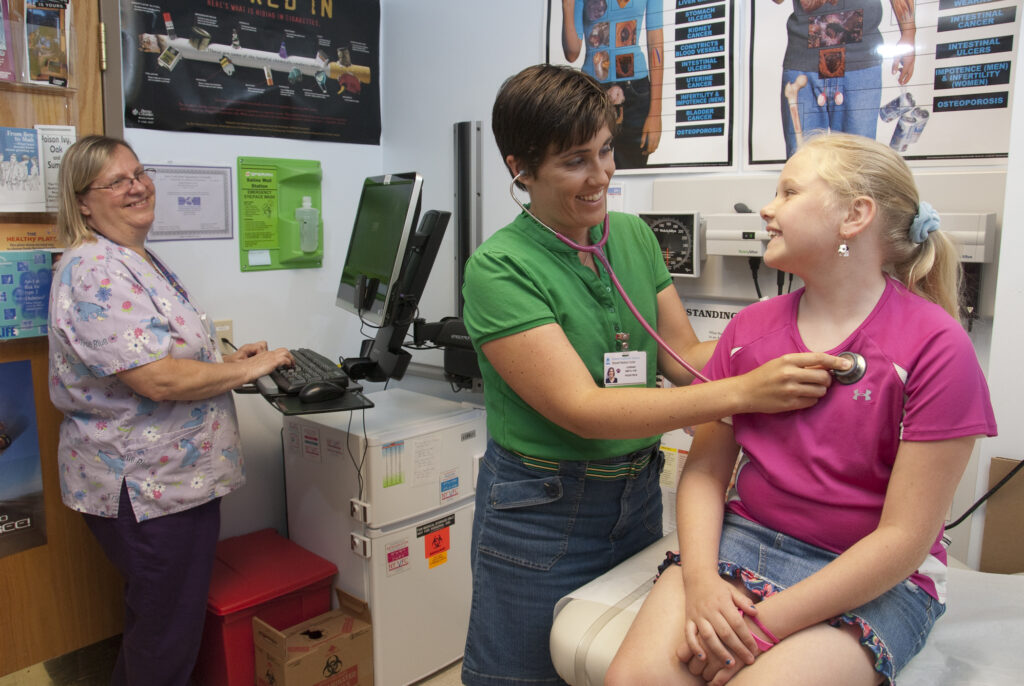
top-left (966, 58), bottom-right (1024, 568)
top-left (125, 0), bottom-right (1020, 560)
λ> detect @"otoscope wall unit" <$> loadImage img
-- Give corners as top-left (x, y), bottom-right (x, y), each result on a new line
top-left (943, 213), bottom-right (997, 263)
top-left (702, 213), bottom-right (770, 257)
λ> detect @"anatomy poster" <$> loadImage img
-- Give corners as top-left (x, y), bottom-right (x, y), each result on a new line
top-left (120, 0), bottom-right (380, 144)
top-left (549, 0), bottom-right (737, 171)
top-left (750, 0), bottom-right (1020, 165)
top-left (0, 360), bottom-right (47, 559)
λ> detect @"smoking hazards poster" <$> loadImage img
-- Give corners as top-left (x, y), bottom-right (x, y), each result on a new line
top-left (120, 0), bottom-right (381, 144)
top-left (749, 0), bottom-right (1020, 165)
top-left (549, 0), bottom-right (737, 171)
top-left (0, 360), bottom-right (47, 560)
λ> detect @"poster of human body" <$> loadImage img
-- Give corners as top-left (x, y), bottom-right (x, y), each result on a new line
top-left (0, 360), bottom-right (47, 559)
top-left (750, 0), bottom-right (1020, 165)
top-left (550, 0), bottom-right (737, 171)
top-left (120, 0), bottom-right (380, 144)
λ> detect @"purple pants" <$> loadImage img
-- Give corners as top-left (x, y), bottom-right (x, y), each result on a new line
top-left (83, 481), bottom-right (221, 686)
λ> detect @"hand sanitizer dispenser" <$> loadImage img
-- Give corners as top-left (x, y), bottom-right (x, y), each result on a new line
top-left (296, 196), bottom-right (320, 253)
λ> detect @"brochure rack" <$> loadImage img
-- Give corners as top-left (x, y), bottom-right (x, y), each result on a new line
top-left (0, 0), bottom-right (125, 678)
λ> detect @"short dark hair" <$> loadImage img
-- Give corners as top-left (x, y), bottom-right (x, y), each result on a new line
top-left (492, 64), bottom-right (616, 188)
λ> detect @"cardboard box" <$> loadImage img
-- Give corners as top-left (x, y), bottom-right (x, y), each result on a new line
top-left (979, 456), bottom-right (1024, 574)
top-left (253, 592), bottom-right (373, 686)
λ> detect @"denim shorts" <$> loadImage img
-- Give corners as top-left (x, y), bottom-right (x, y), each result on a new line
top-left (663, 512), bottom-right (945, 685)
top-left (462, 439), bottom-right (665, 686)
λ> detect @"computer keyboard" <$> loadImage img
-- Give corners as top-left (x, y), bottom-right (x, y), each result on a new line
top-left (270, 348), bottom-right (350, 395)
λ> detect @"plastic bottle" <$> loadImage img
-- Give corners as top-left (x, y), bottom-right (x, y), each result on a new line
top-left (296, 196), bottom-right (320, 253)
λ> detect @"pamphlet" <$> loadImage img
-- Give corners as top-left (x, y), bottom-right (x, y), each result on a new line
top-left (34, 123), bottom-right (74, 212)
top-left (23, 0), bottom-right (69, 86)
top-left (0, 0), bottom-right (16, 82)
top-left (0, 249), bottom-right (52, 340)
top-left (0, 126), bottom-right (45, 212)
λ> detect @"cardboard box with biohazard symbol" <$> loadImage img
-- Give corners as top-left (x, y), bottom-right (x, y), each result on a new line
top-left (253, 591), bottom-right (373, 686)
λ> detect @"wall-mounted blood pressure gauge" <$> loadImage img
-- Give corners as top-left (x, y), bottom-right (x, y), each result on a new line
top-left (638, 213), bottom-right (703, 278)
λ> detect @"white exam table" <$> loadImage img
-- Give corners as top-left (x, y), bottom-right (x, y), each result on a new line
top-left (551, 533), bottom-right (1024, 685)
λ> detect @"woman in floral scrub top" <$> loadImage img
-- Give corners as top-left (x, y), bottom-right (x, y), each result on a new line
top-left (47, 136), bottom-right (292, 686)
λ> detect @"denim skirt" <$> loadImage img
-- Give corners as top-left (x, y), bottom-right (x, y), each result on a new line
top-left (715, 512), bottom-right (944, 685)
top-left (461, 439), bottom-right (665, 686)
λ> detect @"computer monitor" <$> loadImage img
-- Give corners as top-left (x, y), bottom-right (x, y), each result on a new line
top-left (335, 172), bottom-right (424, 327)
top-left (336, 172), bottom-right (454, 382)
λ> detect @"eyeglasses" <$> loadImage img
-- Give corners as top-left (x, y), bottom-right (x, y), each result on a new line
top-left (86, 168), bottom-right (155, 195)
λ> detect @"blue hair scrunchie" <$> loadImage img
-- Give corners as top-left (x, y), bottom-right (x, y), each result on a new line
top-left (909, 201), bottom-right (940, 244)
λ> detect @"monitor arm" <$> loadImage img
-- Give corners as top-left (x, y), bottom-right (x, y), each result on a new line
top-left (413, 317), bottom-right (481, 390)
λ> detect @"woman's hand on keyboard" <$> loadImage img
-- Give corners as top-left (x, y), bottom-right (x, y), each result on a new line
top-left (228, 344), bottom-right (294, 382)
top-left (224, 340), bottom-right (268, 362)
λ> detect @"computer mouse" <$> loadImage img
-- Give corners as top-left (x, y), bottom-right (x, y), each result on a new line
top-left (298, 381), bottom-right (347, 404)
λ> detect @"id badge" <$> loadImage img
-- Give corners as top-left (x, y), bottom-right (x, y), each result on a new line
top-left (603, 351), bottom-right (647, 387)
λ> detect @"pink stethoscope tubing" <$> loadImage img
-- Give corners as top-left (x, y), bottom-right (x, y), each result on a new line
top-left (509, 174), bottom-right (710, 383)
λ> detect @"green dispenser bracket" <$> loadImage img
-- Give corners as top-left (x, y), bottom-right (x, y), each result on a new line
top-left (237, 157), bottom-right (324, 271)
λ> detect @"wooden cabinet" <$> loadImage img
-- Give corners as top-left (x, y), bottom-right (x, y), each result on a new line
top-left (0, 0), bottom-right (124, 675)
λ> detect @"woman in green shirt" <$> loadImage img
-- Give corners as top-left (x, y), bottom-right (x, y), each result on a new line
top-left (460, 64), bottom-right (849, 686)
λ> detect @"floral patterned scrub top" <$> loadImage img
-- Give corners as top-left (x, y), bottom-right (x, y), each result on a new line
top-left (48, 234), bottom-right (245, 521)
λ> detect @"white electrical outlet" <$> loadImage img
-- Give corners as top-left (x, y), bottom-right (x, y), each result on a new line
top-left (214, 319), bottom-right (233, 355)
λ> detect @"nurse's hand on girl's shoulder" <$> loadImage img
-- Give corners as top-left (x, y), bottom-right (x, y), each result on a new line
top-left (734, 352), bottom-right (851, 414)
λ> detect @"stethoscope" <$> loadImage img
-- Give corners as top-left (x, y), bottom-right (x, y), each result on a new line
top-left (508, 173), bottom-right (869, 387)
top-left (510, 172), bottom-right (711, 382)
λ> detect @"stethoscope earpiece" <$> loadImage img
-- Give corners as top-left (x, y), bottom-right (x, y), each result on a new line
top-left (832, 351), bottom-right (867, 385)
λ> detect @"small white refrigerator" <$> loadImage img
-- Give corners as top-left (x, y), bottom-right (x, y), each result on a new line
top-left (283, 388), bottom-right (486, 686)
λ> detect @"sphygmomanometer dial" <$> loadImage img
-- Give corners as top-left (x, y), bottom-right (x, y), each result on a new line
top-left (643, 215), bottom-right (696, 277)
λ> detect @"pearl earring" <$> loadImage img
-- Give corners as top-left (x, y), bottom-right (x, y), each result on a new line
top-left (838, 241), bottom-right (850, 257)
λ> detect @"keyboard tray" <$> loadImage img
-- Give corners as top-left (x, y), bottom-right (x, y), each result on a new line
top-left (269, 387), bottom-right (374, 415)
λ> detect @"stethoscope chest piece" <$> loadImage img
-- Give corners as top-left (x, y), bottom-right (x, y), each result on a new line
top-left (832, 351), bottom-right (867, 385)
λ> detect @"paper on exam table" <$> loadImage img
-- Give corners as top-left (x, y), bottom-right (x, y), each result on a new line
top-left (900, 567), bottom-right (1024, 686)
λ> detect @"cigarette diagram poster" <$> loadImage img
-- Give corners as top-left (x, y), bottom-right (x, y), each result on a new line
top-left (120, 0), bottom-right (381, 144)
top-left (0, 359), bottom-right (48, 560)
top-left (749, 0), bottom-right (1020, 165)
top-left (549, 0), bottom-right (738, 171)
